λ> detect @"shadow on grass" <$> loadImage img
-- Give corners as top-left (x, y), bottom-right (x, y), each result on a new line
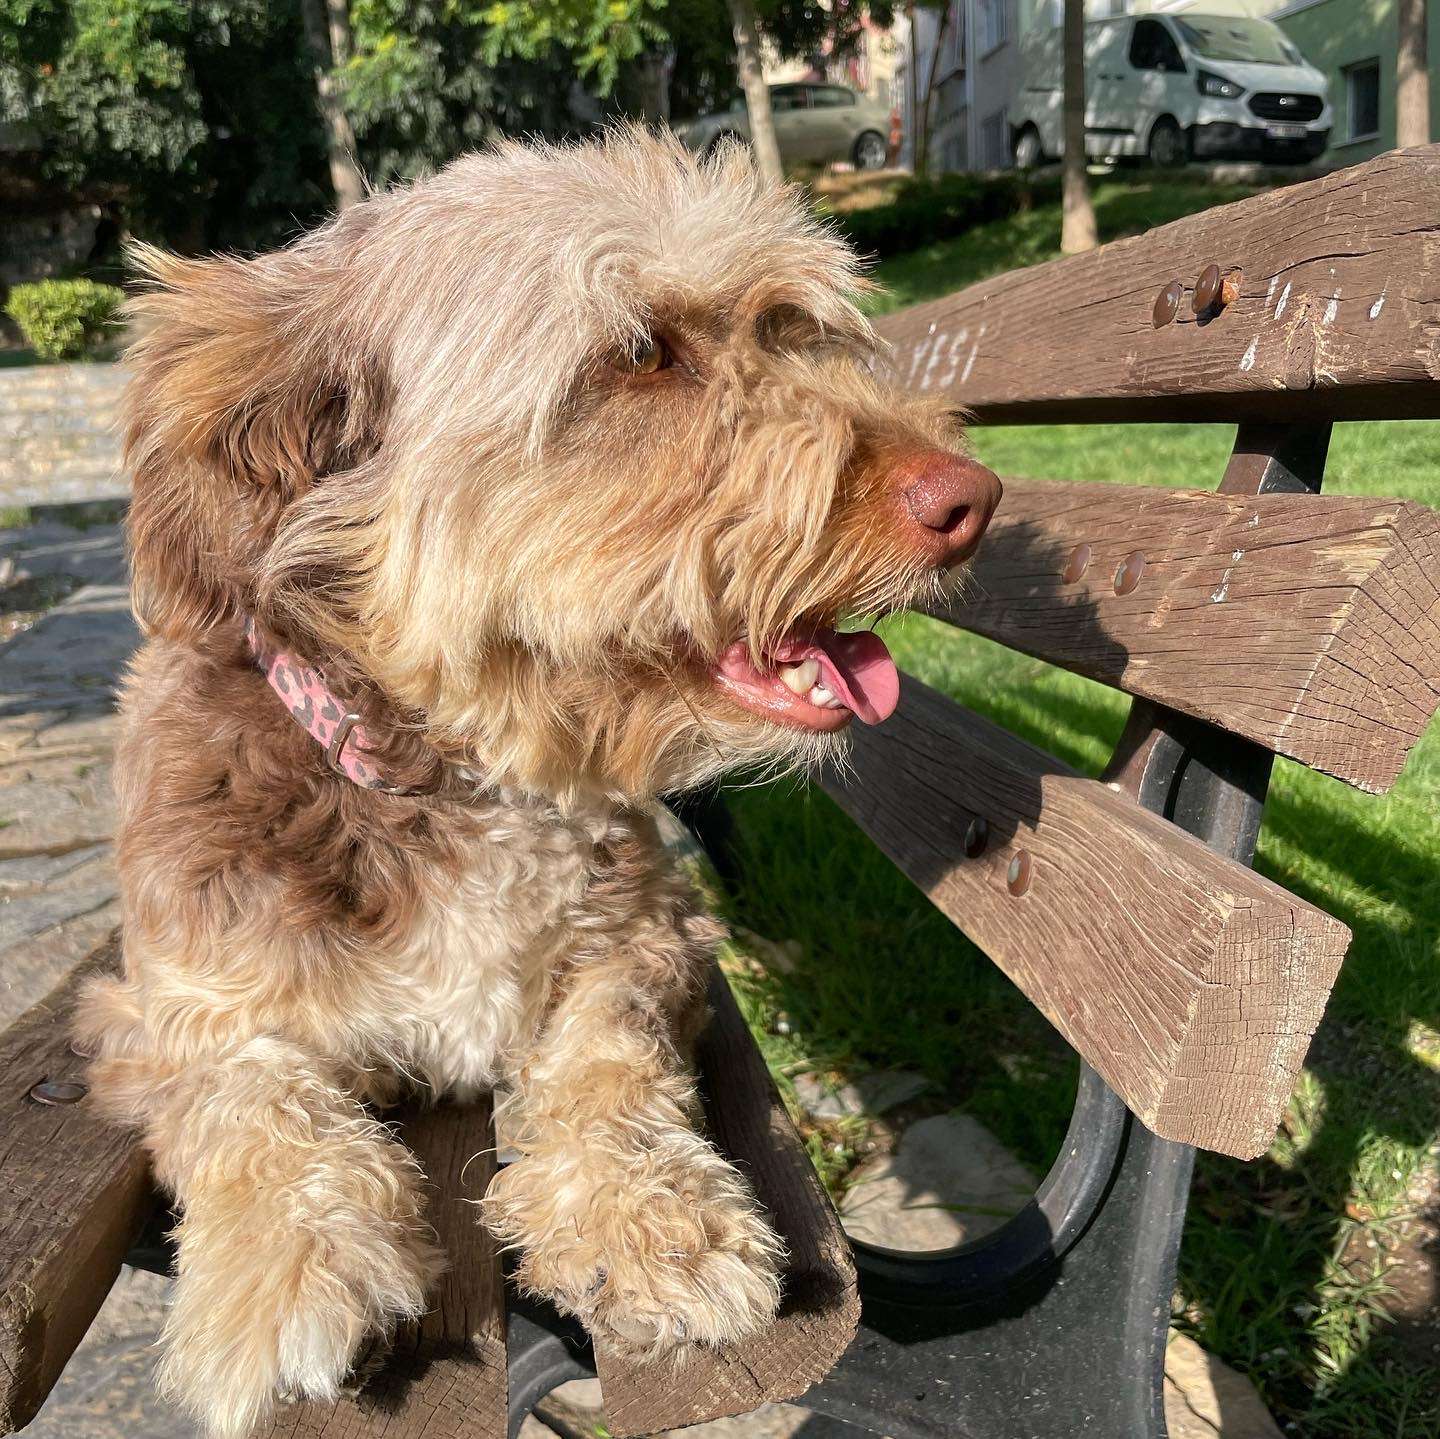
top-left (1176, 754), bottom-right (1440, 1436)
top-left (717, 701), bottom-right (1440, 1437)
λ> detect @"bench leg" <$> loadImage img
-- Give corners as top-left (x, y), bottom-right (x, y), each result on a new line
top-left (801, 1090), bottom-right (1191, 1439)
top-left (506, 1303), bottom-right (596, 1439)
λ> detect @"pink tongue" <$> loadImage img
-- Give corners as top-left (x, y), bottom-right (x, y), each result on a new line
top-left (807, 630), bottom-right (900, 725)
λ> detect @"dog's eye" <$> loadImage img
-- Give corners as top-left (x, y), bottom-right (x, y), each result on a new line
top-left (615, 335), bottom-right (671, 376)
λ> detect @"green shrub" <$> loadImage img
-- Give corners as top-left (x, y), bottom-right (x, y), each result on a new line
top-left (5, 279), bottom-right (125, 362)
top-left (827, 172), bottom-right (1059, 260)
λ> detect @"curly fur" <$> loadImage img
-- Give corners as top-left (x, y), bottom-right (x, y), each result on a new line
top-left (76, 127), bottom-right (994, 1436)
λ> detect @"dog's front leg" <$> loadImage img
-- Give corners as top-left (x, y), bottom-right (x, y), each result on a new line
top-left (485, 879), bottom-right (783, 1354)
top-left (88, 1034), bottom-right (443, 1437)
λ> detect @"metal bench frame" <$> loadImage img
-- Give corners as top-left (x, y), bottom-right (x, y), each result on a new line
top-left (494, 420), bottom-right (1333, 1439)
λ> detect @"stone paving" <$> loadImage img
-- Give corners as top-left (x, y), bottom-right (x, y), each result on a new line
top-left (0, 515), bottom-right (1279, 1438)
top-left (0, 364), bottom-right (128, 510)
top-left (0, 519), bottom-right (130, 1026)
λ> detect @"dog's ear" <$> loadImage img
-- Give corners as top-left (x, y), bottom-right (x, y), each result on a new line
top-left (123, 237), bottom-right (386, 642)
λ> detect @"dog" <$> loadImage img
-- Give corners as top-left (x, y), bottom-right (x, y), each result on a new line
top-left (74, 127), bottom-right (1000, 1436)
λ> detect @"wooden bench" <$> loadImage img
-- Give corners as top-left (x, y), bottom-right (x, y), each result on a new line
top-left (3, 144), bottom-right (1440, 1439)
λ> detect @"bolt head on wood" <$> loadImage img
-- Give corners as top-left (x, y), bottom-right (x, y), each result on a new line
top-left (1006, 850), bottom-right (1033, 896)
top-left (964, 817), bottom-right (989, 857)
top-left (1114, 551), bottom-right (1146, 596)
top-left (1062, 543), bottom-right (1092, 583)
top-left (1192, 264), bottom-right (1239, 314)
top-left (1153, 281), bottom-right (1184, 328)
top-left (1193, 263), bottom-right (1223, 313)
top-left (29, 1079), bottom-right (87, 1106)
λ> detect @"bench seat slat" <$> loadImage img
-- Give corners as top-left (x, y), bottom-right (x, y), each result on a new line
top-left (933, 479), bottom-right (1440, 793)
top-left (595, 968), bottom-right (860, 1437)
top-left (0, 934), bottom-right (857, 1436)
top-left (874, 144), bottom-right (1440, 423)
top-left (263, 1095), bottom-right (507, 1439)
top-left (0, 935), bottom-right (151, 1436)
top-left (822, 675), bottom-right (1353, 1161)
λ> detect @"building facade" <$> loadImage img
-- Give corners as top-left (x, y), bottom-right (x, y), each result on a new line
top-left (899, 0), bottom-right (1434, 172)
top-left (1270, 0), bottom-right (1440, 160)
top-left (898, 0), bottom-right (1045, 171)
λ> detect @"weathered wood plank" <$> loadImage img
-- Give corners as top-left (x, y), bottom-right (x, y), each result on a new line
top-left (874, 145), bottom-right (1440, 423)
top-left (933, 479), bottom-right (1440, 793)
top-left (822, 676), bottom-right (1352, 1160)
top-left (0, 934), bottom-right (152, 1435)
top-left (596, 968), bottom-right (860, 1436)
top-left (262, 1095), bottom-right (506, 1439)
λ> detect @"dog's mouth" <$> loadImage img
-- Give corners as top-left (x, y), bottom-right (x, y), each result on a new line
top-left (713, 628), bottom-right (900, 732)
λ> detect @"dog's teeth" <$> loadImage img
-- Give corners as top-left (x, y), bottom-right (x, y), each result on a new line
top-left (779, 659), bottom-right (820, 695)
top-left (810, 683), bottom-right (840, 708)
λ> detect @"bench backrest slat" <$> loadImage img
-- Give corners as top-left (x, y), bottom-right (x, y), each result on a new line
top-left (873, 145), bottom-right (1440, 424)
top-left (822, 674), bottom-right (1352, 1161)
top-left (931, 479), bottom-right (1440, 793)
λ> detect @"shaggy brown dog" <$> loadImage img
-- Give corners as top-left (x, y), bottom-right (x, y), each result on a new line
top-left (75, 128), bottom-right (1000, 1436)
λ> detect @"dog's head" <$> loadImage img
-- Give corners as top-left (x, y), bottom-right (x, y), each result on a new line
top-left (125, 128), bottom-right (999, 801)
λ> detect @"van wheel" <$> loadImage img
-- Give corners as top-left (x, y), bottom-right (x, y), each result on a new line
top-left (1013, 126), bottom-right (1045, 170)
top-left (1148, 118), bottom-right (1188, 168)
top-left (853, 130), bottom-right (889, 171)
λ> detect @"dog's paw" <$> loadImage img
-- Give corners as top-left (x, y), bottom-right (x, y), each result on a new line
top-left (486, 1135), bottom-right (783, 1356)
top-left (157, 1211), bottom-right (440, 1436)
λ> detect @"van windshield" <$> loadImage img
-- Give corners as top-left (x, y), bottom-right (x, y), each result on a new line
top-left (1175, 16), bottom-right (1299, 65)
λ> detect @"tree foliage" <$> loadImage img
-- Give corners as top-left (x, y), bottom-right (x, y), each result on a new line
top-left (1, 0), bottom-right (896, 259)
top-left (470, 0), bottom-right (665, 95)
top-left (344, 0), bottom-right (582, 182)
top-left (2, 0), bottom-right (330, 247)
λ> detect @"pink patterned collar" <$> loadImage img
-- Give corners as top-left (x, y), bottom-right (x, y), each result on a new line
top-left (245, 621), bottom-right (418, 794)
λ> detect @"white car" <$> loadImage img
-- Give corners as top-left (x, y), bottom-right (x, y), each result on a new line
top-left (1011, 13), bottom-right (1331, 168)
top-left (676, 84), bottom-right (894, 171)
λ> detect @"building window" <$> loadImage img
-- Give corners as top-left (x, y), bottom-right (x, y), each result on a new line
top-left (1345, 59), bottom-right (1380, 141)
top-left (939, 0), bottom-right (963, 76)
top-left (977, 0), bottom-right (1008, 54)
top-left (981, 107), bottom-right (1009, 168)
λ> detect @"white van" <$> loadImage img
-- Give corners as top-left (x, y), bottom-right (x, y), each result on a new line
top-left (1011, 13), bottom-right (1331, 168)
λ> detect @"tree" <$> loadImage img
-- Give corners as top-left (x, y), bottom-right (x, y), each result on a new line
top-left (300, 0), bottom-right (366, 207)
top-left (1059, 0), bottom-right (1096, 254)
top-left (727, 0), bottom-right (782, 182)
top-left (343, 0), bottom-right (596, 185)
top-left (0, 0), bottom-right (332, 251)
top-left (467, 0), bottom-right (665, 97)
top-left (630, 0), bottom-right (736, 122)
top-left (912, 0), bottom-right (952, 176)
top-left (1397, 0), bottom-right (1430, 148)
top-left (729, 0), bottom-right (896, 181)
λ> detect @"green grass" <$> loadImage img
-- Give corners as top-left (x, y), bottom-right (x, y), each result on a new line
top-left (719, 179), bottom-right (1440, 1437)
top-left (863, 175), bottom-right (1261, 315)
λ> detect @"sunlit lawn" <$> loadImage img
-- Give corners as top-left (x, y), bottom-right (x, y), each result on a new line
top-left (720, 179), bottom-right (1440, 1437)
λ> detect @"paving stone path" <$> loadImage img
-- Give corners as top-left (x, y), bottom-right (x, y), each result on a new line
top-left (0, 517), bottom-right (1278, 1438)
top-left (0, 363), bottom-right (128, 509)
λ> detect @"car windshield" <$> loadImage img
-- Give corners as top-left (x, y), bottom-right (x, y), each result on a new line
top-left (1176, 16), bottom-right (1299, 65)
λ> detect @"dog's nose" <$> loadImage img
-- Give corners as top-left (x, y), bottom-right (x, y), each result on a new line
top-left (897, 451), bottom-right (1003, 565)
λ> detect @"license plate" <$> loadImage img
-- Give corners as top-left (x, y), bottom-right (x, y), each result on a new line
top-left (1266, 123), bottom-right (1307, 140)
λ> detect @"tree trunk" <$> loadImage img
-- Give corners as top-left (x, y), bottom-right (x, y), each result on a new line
top-left (726, 0), bottom-right (783, 184)
top-left (915, 2), bottom-right (953, 176)
top-left (905, 2), bottom-right (919, 171)
top-left (1060, 0), bottom-right (1097, 254)
top-left (635, 49), bottom-right (673, 124)
top-left (1397, 0), bottom-right (1430, 148)
top-left (301, 0), bottom-right (365, 209)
